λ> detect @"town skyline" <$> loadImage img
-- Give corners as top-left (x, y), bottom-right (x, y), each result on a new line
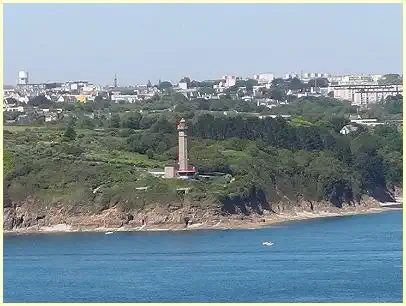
top-left (4, 70), bottom-right (402, 88)
top-left (4, 4), bottom-right (402, 85)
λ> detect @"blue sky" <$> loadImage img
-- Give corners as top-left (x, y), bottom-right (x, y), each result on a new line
top-left (4, 4), bottom-right (402, 86)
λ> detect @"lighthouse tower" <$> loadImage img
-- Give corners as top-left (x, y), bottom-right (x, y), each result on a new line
top-left (177, 118), bottom-right (188, 171)
top-left (164, 119), bottom-right (196, 179)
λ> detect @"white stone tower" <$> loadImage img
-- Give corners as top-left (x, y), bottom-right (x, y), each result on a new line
top-left (177, 118), bottom-right (188, 171)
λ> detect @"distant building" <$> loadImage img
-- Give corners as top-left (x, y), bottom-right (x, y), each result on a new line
top-left (45, 113), bottom-right (58, 122)
top-left (75, 95), bottom-right (90, 103)
top-left (220, 75), bottom-right (237, 88)
top-left (349, 114), bottom-right (362, 120)
top-left (253, 73), bottom-right (274, 84)
top-left (178, 82), bottom-right (188, 90)
top-left (338, 75), bottom-right (377, 85)
top-left (18, 71), bottom-right (29, 85)
top-left (330, 84), bottom-right (402, 105)
top-left (4, 105), bottom-right (24, 112)
top-left (110, 94), bottom-right (138, 103)
top-left (340, 125), bottom-right (359, 135)
top-left (350, 118), bottom-right (385, 127)
top-left (285, 72), bottom-right (329, 82)
top-left (16, 83), bottom-right (46, 92)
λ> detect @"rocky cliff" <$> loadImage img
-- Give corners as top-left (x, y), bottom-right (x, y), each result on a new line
top-left (4, 192), bottom-right (391, 233)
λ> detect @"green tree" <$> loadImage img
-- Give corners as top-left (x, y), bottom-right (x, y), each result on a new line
top-left (329, 116), bottom-right (350, 133)
top-left (64, 123), bottom-right (77, 141)
top-left (245, 79), bottom-right (259, 92)
top-left (150, 116), bottom-right (175, 134)
top-left (4, 151), bottom-right (14, 177)
top-left (146, 149), bottom-right (154, 159)
top-left (122, 112), bottom-right (142, 129)
top-left (378, 74), bottom-right (402, 85)
top-left (235, 100), bottom-right (253, 112)
top-left (308, 78), bottom-right (329, 88)
top-left (271, 78), bottom-right (287, 88)
top-left (28, 95), bottom-right (53, 107)
top-left (288, 77), bottom-right (305, 90)
top-left (110, 114), bottom-right (120, 128)
top-left (180, 77), bottom-right (191, 85)
top-left (270, 88), bottom-right (286, 101)
top-left (78, 117), bottom-right (95, 130)
top-left (158, 81), bottom-right (173, 90)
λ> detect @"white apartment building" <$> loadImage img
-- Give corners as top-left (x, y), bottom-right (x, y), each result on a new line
top-left (328, 74), bottom-right (383, 86)
top-left (220, 75), bottom-right (237, 88)
top-left (330, 84), bottom-right (402, 105)
top-left (339, 75), bottom-right (376, 85)
top-left (253, 73), bottom-right (274, 84)
top-left (285, 72), bottom-right (329, 82)
top-left (111, 94), bottom-right (139, 103)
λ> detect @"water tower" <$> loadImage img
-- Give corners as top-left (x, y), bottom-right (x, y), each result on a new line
top-left (18, 71), bottom-right (29, 85)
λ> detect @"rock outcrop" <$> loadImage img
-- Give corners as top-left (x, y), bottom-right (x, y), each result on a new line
top-left (3, 192), bottom-right (388, 233)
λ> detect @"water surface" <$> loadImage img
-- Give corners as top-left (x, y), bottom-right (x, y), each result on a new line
top-left (4, 211), bottom-right (403, 302)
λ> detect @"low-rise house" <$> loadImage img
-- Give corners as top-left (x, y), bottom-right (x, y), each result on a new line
top-left (45, 113), bottom-right (58, 122)
top-left (340, 124), bottom-right (359, 135)
top-left (5, 105), bottom-right (24, 112)
top-left (111, 94), bottom-right (138, 103)
top-left (350, 118), bottom-right (385, 127)
top-left (44, 116), bottom-right (54, 122)
top-left (256, 98), bottom-right (278, 109)
top-left (349, 114), bottom-right (362, 120)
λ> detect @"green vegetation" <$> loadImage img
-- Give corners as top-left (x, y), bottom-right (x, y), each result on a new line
top-left (267, 97), bottom-right (357, 121)
top-left (361, 95), bottom-right (403, 121)
top-left (378, 74), bottom-right (402, 85)
top-left (4, 97), bottom-right (403, 216)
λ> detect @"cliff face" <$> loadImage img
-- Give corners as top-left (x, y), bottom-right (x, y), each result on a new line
top-left (3, 193), bottom-right (386, 232)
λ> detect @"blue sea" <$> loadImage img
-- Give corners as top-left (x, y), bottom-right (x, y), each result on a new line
top-left (4, 210), bottom-right (403, 302)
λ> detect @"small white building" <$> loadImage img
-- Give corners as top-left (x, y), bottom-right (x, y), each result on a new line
top-left (253, 73), bottom-right (274, 84)
top-left (45, 113), bottom-right (58, 122)
top-left (111, 94), bottom-right (138, 103)
top-left (350, 118), bottom-right (385, 127)
top-left (340, 125), bottom-right (359, 135)
top-left (221, 75), bottom-right (237, 88)
top-left (5, 105), bottom-right (24, 112)
top-left (178, 82), bottom-right (188, 90)
top-left (285, 72), bottom-right (329, 82)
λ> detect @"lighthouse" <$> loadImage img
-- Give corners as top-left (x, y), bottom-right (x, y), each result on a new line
top-left (164, 119), bottom-right (196, 179)
top-left (177, 118), bottom-right (188, 171)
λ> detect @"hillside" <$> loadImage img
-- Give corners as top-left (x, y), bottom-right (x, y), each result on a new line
top-left (3, 102), bottom-right (403, 232)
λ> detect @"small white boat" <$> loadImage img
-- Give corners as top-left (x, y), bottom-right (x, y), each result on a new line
top-left (262, 241), bottom-right (274, 246)
top-left (105, 231), bottom-right (114, 235)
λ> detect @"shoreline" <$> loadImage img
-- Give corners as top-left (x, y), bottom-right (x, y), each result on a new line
top-left (4, 205), bottom-right (402, 236)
